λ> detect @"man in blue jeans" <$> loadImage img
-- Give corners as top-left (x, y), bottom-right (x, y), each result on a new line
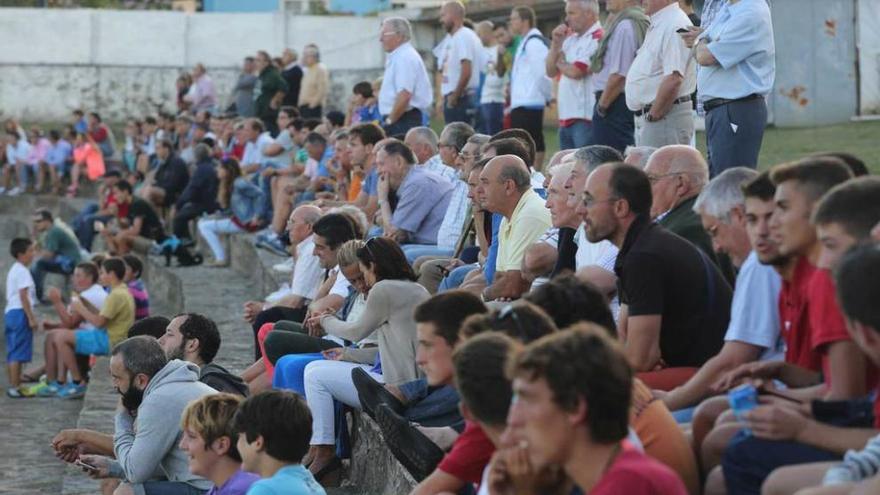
top-left (31, 209), bottom-right (82, 302)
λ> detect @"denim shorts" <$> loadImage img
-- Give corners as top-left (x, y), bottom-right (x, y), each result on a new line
top-left (74, 328), bottom-right (110, 356)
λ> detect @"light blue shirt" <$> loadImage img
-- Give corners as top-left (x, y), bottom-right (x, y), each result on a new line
top-left (698, 0), bottom-right (775, 100)
top-left (46, 139), bottom-right (72, 168)
top-left (247, 465), bottom-right (325, 495)
top-left (724, 251), bottom-right (784, 361)
top-left (392, 166), bottom-right (454, 245)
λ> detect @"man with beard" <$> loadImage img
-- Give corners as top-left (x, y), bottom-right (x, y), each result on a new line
top-left (55, 336), bottom-right (215, 495)
top-left (159, 313), bottom-right (248, 396)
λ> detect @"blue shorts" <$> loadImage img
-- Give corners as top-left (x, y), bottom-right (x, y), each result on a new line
top-left (4, 309), bottom-right (33, 363)
top-left (75, 328), bottom-right (110, 356)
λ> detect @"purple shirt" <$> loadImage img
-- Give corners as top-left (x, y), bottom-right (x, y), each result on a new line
top-left (592, 19), bottom-right (640, 91)
top-left (391, 166), bottom-right (453, 245)
top-left (207, 469), bottom-right (260, 495)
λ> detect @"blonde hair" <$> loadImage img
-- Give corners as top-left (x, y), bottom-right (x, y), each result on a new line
top-left (180, 393), bottom-right (244, 460)
top-left (336, 239), bottom-right (366, 268)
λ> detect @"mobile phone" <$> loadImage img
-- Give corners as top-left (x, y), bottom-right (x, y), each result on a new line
top-left (676, 27), bottom-right (690, 34)
top-left (74, 459), bottom-right (97, 472)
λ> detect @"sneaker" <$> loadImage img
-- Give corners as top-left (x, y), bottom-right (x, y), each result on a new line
top-left (375, 404), bottom-right (445, 482)
top-left (32, 380), bottom-right (60, 397)
top-left (257, 237), bottom-right (289, 257)
top-left (272, 258), bottom-right (295, 274)
top-left (255, 229), bottom-right (278, 244)
top-left (7, 186), bottom-right (22, 196)
top-left (57, 382), bottom-right (87, 400)
top-left (6, 387), bottom-right (26, 398)
top-left (0, 187), bottom-right (6, 194)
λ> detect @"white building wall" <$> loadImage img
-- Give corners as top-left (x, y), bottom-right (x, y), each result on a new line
top-left (0, 8), bottom-right (386, 122)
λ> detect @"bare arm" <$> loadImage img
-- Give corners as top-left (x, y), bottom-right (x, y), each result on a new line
top-left (622, 314), bottom-right (663, 372)
top-left (388, 90), bottom-right (413, 123)
top-left (796, 423), bottom-right (877, 456)
top-left (825, 340), bottom-right (870, 400)
top-left (19, 289), bottom-right (37, 327)
top-left (662, 341), bottom-right (762, 411)
top-left (482, 270), bottom-right (530, 301)
top-left (695, 39), bottom-right (719, 66)
top-left (598, 74), bottom-right (627, 109)
top-left (647, 73), bottom-right (684, 120)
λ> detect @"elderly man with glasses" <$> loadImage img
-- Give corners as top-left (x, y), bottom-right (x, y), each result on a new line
top-left (379, 17), bottom-right (434, 136)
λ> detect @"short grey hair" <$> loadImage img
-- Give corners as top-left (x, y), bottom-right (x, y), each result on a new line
top-left (624, 145), bottom-right (658, 169)
top-left (294, 204), bottom-right (322, 225)
top-left (112, 336), bottom-right (168, 379)
top-left (693, 167), bottom-right (759, 222)
top-left (383, 17), bottom-right (412, 41)
top-left (466, 133), bottom-right (490, 148)
top-left (441, 122), bottom-right (475, 151)
top-left (567, 0), bottom-right (600, 14)
top-left (499, 160), bottom-right (532, 192)
top-left (549, 161), bottom-right (575, 180)
top-left (194, 143), bottom-right (212, 163)
top-left (407, 126), bottom-right (439, 152)
top-left (573, 145), bottom-right (624, 173)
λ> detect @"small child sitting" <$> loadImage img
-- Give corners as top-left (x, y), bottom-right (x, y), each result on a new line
top-left (233, 390), bottom-right (326, 494)
top-left (122, 254), bottom-right (150, 320)
top-left (4, 238), bottom-right (38, 398)
top-left (348, 81), bottom-right (381, 126)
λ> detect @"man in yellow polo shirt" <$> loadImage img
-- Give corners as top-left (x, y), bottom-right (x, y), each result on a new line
top-left (43, 257), bottom-right (135, 399)
top-left (477, 155), bottom-right (551, 301)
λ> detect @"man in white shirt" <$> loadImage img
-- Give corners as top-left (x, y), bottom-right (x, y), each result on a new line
top-left (508, 6), bottom-right (551, 168)
top-left (379, 17), bottom-right (433, 137)
top-left (546, 0), bottom-right (604, 150)
top-left (437, 1), bottom-right (482, 127)
top-left (625, 0), bottom-right (696, 148)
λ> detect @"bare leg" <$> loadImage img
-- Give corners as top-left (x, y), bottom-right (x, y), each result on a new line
top-left (44, 330), bottom-right (60, 382)
top-left (241, 360), bottom-right (267, 383)
top-left (762, 462), bottom-right (837, 495)
top-left (70, 163), bottom-right (81, 190)
top-left (704, 466), bottom-right (726, 495)
top-left (7, 362), bottom-right (22, 387)
top-left (56, 331), bottom-right (83, 382)
top-left (247, 371), bottom-right (272, 395)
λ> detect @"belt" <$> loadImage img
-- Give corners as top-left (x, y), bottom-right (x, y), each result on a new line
top-left (704, 94), bottom-right (763, 113)
top-left (633, 95), bottom-right (692, 117)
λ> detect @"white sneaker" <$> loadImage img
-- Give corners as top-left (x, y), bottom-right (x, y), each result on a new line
top-left (7, 186), bottom-right (22, 196)
top-left (273, 258), bottom-right (295, 274)
top-left (0, 187), bottom-right (6, 194)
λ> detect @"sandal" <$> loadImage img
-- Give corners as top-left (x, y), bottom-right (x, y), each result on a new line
top-left (21, 372), bottom-right (39, 383)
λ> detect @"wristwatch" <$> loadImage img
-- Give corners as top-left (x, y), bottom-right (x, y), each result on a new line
top-left (384, 117), bottom-right (393, 126)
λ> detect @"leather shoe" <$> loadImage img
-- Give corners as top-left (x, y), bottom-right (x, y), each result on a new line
top-left (375, 404), bottom-right (445, 482)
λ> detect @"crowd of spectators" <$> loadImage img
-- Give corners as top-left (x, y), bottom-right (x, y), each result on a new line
top-left (5, 1), bottom-right (880, 495)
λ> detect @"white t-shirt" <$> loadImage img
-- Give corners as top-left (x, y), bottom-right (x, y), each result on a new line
top-left (329, 264), bottom-right (353, 298)
top-left (76, 283), bottom-right (108, 329)
top-left (557, 23), bottom-right (603, 121)
top-left (242, 132), bottom-right (276, 169)
top-left (5, 262), bottom-right (35, 313)
top-left (290, 236), bottom-right (323, 301)
top-left (480, 46), bottom-right (506, 104)
top-left (440, 27), bottom-right (483, 95)
top-left (5, 139), bottom-right (31, 166)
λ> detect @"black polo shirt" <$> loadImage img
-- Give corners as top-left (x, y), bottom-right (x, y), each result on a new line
top-left (614, 215), bottom-right (732, 367)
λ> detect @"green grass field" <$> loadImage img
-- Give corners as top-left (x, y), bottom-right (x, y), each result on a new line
top-left (541, 120), bottom-right (880, 172)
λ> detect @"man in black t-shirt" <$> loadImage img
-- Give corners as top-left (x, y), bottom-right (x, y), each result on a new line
top-left (102, 180), bottom-right (167, 255)
top-left (577, 162), bottom-right (731, 391)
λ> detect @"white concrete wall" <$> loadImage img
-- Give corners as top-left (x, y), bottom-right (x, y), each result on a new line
top-left (0, 8), bottom-right (386, 122)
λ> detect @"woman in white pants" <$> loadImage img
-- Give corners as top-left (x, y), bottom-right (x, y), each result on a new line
top-left (303, 237), bottom-right (429, 482)
top-left (197, 158), bottom-right (265, 265)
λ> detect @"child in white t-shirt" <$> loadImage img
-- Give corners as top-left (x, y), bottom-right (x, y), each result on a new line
top-left (4, 238), bottom-right (38, 398)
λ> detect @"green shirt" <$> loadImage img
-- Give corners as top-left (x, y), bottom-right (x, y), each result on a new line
top-left (254, 66), bottom-right (288, 119)
top-left (41, 226), bottom-right (82, 263)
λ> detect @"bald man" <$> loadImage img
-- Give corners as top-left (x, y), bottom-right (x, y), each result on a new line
top-left (576, 162), bottom-right (731, 390)
top-left (438, 1), bottom-right (482, 127)
top-left (476, 155), bottom-right (551, 301)
top-left (645, 145), bottom-right (735, 284)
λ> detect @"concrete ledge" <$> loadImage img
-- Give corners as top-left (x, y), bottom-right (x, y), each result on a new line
top-left (345, 412), bottom-right (418, 494)
top-left (227, 232), bottom-right (288, 297)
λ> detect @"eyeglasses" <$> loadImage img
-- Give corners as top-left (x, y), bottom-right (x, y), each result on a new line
top-left (439, 143), bottom-right (458, 151)
top-left (496, 305), bottom-right (528, 341)
top-left (646, 172), bottom-right (684, 184)
top-left (457, 151), bottom-right (476, 160)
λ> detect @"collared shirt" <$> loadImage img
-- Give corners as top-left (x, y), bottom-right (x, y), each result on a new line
top-left (380, 41), bottom-right (434, 115)
top-left (510, 28), bottom-right (552, 109)
top-left (241, 132), bottom-right (276, 169)
top-left (614, 215), bottom-right (731, 367)
top-left (185, 74), bottom-right (217, 112)
top-left (420, 154), bottom-right (457, 183)
top-left (46, 139), bottom-right (72, 168)
top-left (625, 3), bottom-right (696, 110)
top-left (558, 22), bottom-right (604, 122)
top-left (592, 20), bottom-right (641, 92)
top-left (439, 26), bottom-right (483, 96)
top-left (496, 189), bottom-right (552, 272)
top-left (290, 235), bottom-right (322, 301)
top-left (436, 180), bottom-right (470, 250)
top-left (5, 138), bottom-right (30, 166)
top-left (724, 251), bottom-right (784, 361)
top-left (393, 166), bottom-right (454, 245)
top-left (698, 0), bottom-right (775, 100)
